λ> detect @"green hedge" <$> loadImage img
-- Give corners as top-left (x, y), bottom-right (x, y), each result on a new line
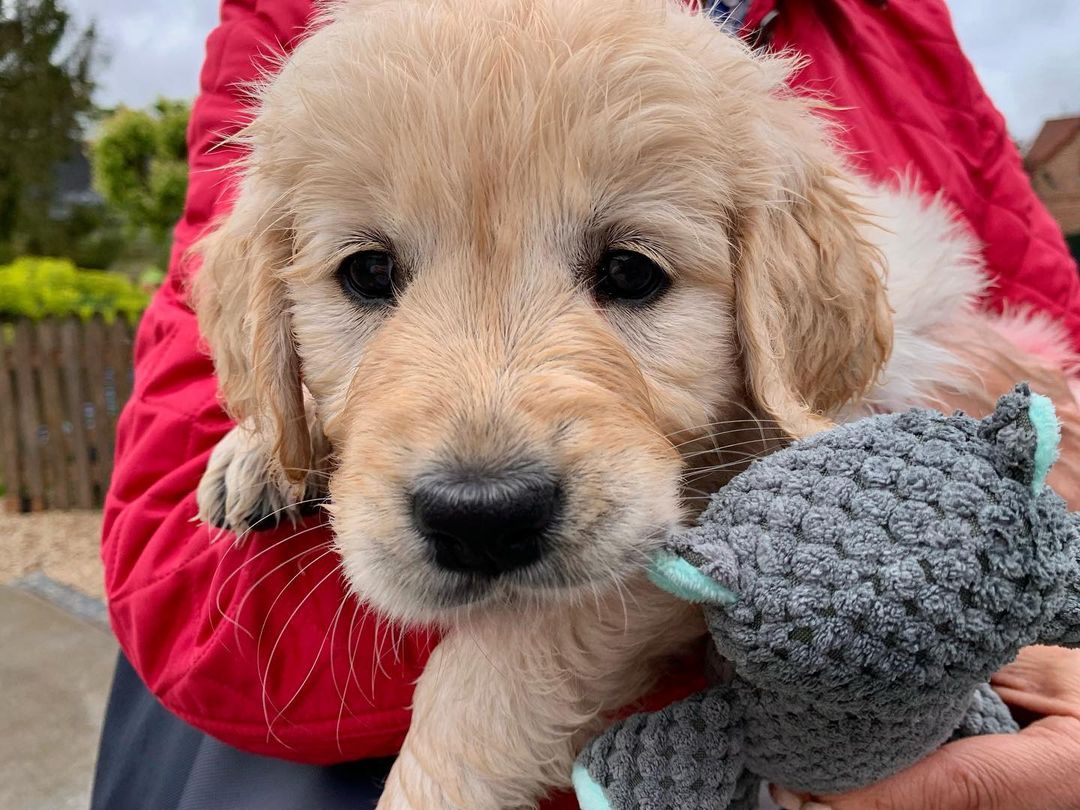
top-left (0, 257), bottom-right (150, 324)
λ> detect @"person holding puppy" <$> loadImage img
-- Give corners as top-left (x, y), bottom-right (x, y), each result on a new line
top-left (93, 2), bottom-right (1080, 809)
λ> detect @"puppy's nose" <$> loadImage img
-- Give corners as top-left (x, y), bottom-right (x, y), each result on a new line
top-left (411, 467), bottom-right (561, 576)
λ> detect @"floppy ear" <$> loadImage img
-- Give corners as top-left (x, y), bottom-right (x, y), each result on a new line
top-left (190, 178), bottom-right (311, 482)
top-left (734, 143), bottom-right (893, 438)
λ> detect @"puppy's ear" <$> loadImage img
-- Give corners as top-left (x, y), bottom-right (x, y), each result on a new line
top-left (734, 143), bottom-right (893, 438)
top-left (191, 179), bottom-right (311, 481)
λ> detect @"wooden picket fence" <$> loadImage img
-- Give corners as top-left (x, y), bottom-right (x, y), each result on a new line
top-left (0, 318), bottom-right (136, 512)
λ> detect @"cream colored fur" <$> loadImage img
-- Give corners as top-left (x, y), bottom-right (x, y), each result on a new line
top-left (846, 185), bottom-right (987, 416)
top-left (189, 0), bottom-right (1064, 807)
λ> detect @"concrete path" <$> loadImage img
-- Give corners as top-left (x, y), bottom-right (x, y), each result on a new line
top-left (0, 584), bottom-right (116, 810)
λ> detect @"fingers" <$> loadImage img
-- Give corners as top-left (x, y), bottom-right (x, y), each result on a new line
top-left (991, 646), bottom-right (1080, 721)
top-left (769, 785), bottom-right (827, 810)
top-left (809, 717), bottom-right (1080, 810)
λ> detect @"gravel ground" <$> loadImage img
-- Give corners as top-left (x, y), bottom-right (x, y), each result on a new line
top-left (0, 510), bottom-right (105, 599)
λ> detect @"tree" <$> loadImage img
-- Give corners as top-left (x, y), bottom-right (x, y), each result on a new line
top-left (0, 0), bottom-right (98, 258)
top-left (91, 99), bottom-right (189, 259)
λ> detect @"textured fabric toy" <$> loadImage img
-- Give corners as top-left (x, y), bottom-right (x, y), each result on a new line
top-left (575, 384), bottom-right (1080, 810)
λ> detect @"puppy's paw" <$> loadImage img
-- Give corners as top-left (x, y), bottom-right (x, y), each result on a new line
top-left (196, 422), bottom-right (327, 539)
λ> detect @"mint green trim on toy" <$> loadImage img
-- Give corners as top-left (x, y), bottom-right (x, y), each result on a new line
top-left (573, 764), bottom-right (613, 810)
top-left (1029, 393), bottom-right (1060, 494)
top-left (648, 552), bottom-right (738, 605)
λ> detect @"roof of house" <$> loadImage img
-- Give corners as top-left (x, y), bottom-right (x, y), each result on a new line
top-left (1025, 115), bottom-right (1080, 170)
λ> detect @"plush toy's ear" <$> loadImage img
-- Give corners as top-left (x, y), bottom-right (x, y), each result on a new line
top-left (574, 689), bottom-right (750, 810)
top-left (648, 549), bottom-right (738, 606)
top-left (1029, 392), bottom-right (1062, 494)
top-left (573, 766), bottom-right (614, 810)
top-left (978, 384), bottom-right (1060, 495)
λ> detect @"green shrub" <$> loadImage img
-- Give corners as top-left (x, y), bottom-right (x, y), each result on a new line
top-left (0, 256), bottom-right (149, 323)
top-left (91, 100), bottom-right (190, 259)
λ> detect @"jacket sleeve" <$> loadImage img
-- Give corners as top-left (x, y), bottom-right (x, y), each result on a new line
top-left (964, 57), bottom-right (1080, 345)
top-left (100, 0), bottom-right (435, 765)
top-left (771, 0), bottom-right (1080, 350)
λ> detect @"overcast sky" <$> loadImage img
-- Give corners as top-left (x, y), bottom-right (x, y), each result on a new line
top-left (70, 1), bottom-right (1080, 144)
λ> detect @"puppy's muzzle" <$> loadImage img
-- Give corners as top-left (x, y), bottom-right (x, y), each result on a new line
top-left (410, 464), bottom-right (562, 577)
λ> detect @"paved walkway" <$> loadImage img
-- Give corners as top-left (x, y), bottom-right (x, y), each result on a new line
top-left (0, 585), bottom-right (115, 810)
top-left (0, 509), bottom-right (115, 810)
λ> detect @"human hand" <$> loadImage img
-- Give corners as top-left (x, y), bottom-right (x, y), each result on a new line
top-left (769, 646), bottom-right (1080, 810)
top-left (928, 318), bottom-right (1080, 509)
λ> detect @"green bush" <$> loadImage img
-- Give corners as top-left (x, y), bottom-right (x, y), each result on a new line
top-left (91, 100), bottom-right (189, 259)
top-left (0, 256), bottom-right (149, 323)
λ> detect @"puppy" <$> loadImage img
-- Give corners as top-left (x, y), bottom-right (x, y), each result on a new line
top-left (191, 0), bottom-right (1007, 806)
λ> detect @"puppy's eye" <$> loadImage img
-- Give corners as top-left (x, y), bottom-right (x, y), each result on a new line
top-left (593, 250), bottom-right (669, 304)
top-left (337, 250), bottom-right (397, 303)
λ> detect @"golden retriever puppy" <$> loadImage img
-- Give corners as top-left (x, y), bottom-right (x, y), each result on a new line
top-left (192, 0), bottom-right (996, 805)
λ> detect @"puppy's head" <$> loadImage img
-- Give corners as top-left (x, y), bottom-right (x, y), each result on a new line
top-left (194, 0), bottom-right (891, 625)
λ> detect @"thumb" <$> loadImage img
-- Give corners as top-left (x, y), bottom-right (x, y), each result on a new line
top-left (818, 717), bottom-right (1080, 810)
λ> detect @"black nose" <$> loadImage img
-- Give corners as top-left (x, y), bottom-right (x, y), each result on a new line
top-left (411, 466), bottom-right (561, 576)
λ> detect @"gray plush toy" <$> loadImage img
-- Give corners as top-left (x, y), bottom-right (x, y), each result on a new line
top-left (575, 384), bottom-right (1080, 810)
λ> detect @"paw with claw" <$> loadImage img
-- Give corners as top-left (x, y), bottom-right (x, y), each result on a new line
top-left (196, 419), bottom-right (330, 539)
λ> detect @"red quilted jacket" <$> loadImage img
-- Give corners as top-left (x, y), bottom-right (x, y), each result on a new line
top-left (102, 0), bottom-right (1080, 801)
